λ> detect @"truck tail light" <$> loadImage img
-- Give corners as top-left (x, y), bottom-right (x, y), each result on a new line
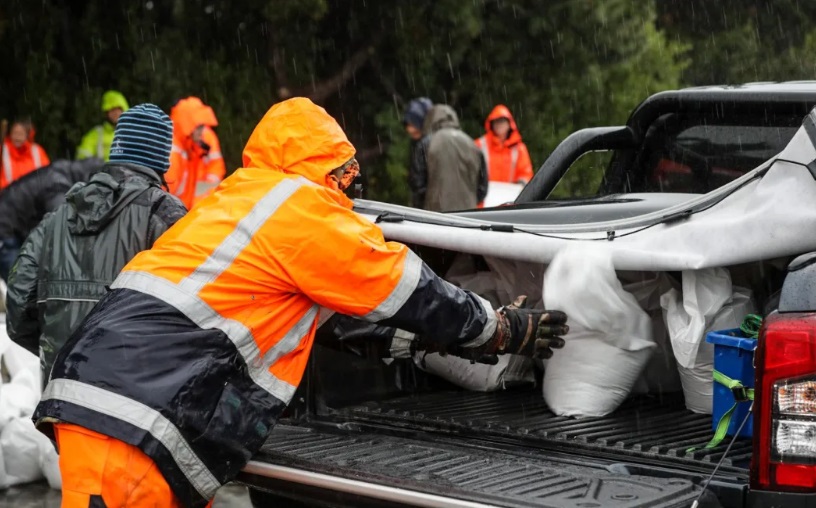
top-left (752, 312), bottom-right (816, 491)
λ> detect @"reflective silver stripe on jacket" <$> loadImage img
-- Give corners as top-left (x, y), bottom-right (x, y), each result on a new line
top-left (458, 294), bottom-right (498, 348)
top-left (510, 145), bottom-right (518, 182)
top-left (362, 250), bottom-right (423, 322)
top-left (32, 144), bottom-right (42, 168)
top-left (316, 306), bottom-right (335, 328)
top-left (42, 378), bottom-right (222, 500)
top-left (95, 125), bottom-right (104, 158)
top-left (1, 144), bottom-right (11, 184)
top-left (179, 178), bottom-right (305, 293)
top-left (112, 177), bottom-right (326, 403)
top-left (171, 145), bottom-right (189, 197)
top-left (111, 270), bottom-right (299, 403)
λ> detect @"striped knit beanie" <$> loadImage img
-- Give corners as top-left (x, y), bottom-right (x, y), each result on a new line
top-left (108, 103), bottom-right (173, 174)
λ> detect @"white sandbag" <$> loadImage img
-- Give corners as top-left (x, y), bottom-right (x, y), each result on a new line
top-left (661, 269), bottom-right (755, 413)
top-left (0, 325), bottom-right (41, 428)
top-left (0, 374), bottom-right (39, 428)
top-left (542, 247), bottom-right (655, 417)
top-left (415, 353), bottom-right (535, 392)
top-left (0, 418), bottom-right (44, 488)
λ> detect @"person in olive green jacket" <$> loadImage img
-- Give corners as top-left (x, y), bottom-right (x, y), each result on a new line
top-left (75, 90), bottom-right (129, 161)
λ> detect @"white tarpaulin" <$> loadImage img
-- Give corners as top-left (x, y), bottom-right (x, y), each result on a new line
top-left (359, 125), bottom-right (816, 271)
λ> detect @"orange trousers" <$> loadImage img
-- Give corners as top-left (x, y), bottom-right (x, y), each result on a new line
top-left (55, 423), bottom-right (184, 508)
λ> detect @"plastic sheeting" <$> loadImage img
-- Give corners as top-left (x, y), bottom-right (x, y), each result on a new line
top-left (542, 248), bottom-right (656, 417)
top-left (359, 125), bottom-right (816, 272)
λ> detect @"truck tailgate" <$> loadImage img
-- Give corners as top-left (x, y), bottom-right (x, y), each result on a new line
top-left (243, 424), bottom-right (702, 508)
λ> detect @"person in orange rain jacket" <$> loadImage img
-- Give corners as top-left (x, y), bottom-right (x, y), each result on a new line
top-left (34, 97), bottom-right (568, 507)
top-left (1, 118), bottom-right (50, 188)
top-left (475, 104), bottom-right (534, 184)
top-left (166, 97), bottom-right (225, 208)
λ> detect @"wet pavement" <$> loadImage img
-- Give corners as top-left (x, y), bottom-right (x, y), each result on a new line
top-left (0, 482), bottom-right (257, 507)
top-left (0, 482), bottom-right (60, 508)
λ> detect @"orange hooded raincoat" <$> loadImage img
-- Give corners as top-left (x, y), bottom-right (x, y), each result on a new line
top-left (1, 135), bottom-right (50, 188)
top-left (35, 98), bottom-right (496, 508)
top-left (475, 105), bottom-right (533, 184)
top-left (166, 97), bottom-right (225, 208)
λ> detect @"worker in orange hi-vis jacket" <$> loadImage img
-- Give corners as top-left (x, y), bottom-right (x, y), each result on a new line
top-left (34, 97), bottom-right (568, 508)
top-left (475, 104), bottom-right (534, 184)
top-left (1, 118), bottom-right (50, 188)
top-left (166, 97), bottom-right (224, 208)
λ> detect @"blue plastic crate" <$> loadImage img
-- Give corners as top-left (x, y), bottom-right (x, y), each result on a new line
top-left (706, 328), bottom-right (758, 439)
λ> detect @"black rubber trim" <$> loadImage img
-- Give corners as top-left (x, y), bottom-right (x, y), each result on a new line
top-left (88, 495), bottom-right (107, 508)
top-left (748, 488), bottom-right (816, 508)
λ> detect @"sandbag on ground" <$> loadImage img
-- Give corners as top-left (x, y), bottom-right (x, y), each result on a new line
top-left (0, 314), bottom-right (59, 490)
top-left (543, 247), bottom-right (656, 417)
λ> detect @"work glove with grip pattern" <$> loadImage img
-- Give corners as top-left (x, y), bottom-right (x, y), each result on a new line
top-left (453, 296), bottom-right (568, 364)
top-left (326, 296), bottom-right (568, 365)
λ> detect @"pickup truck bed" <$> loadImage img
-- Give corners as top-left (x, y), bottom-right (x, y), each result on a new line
top-left (334, 390), bottom-right (751, 478)
top-left (243, 390), bottom-right (750, 507)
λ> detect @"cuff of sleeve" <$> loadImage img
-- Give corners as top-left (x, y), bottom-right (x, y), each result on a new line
top-left (389, 329), bottom-right (418, 359)
top-left (459, 295), bottom-right (497, 348)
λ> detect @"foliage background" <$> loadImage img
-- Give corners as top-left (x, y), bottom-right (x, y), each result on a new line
top-left (1, 0), bottom-right (815, 203)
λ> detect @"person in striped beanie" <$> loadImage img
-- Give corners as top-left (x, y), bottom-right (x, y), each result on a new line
top-left (7, 102), bottom-right (187, 397)
top-left (109, 103), bottom-right (174, 179)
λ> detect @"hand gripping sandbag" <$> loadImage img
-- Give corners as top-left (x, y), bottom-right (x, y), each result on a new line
top-left (542, 247), bottom-right (655, 417)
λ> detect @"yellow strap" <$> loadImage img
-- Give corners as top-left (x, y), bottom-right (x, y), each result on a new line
top-left (687, 370), bottom-right (753, 452)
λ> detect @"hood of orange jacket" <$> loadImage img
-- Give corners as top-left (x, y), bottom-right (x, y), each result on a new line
top-left (483, 104), bottom-right (523, 148)
top-left (171, 97), bottom-right (218, 139)
top-left (241, 97), bottom-right (356, 189)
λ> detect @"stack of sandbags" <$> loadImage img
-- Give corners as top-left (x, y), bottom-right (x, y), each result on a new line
top-left (0, 316), bottom-right (61, 489)
top-left (542, 247), bottom-right (656, 417)
top-left (660, 269), bottom-right (755, 414)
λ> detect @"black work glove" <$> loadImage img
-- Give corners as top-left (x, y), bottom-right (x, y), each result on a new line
top-left (455, 296), bottom-right (568, 363)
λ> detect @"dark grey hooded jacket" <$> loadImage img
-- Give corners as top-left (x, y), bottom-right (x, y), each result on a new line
top-left (6, 163), bottom-right (187, 384)
top-left (416, 105), bottom-right (487, 212)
